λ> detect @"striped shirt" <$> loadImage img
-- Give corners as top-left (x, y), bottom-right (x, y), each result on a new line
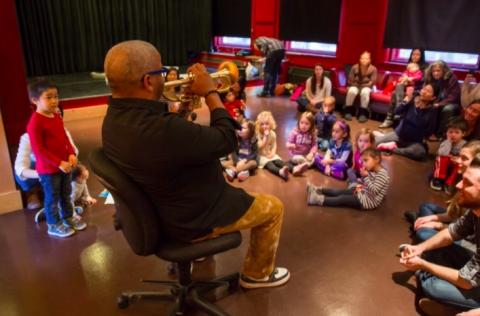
top-left (254, 37), bottom-right (284, 56)
top-left (355, 167), bottom-right (389, 210)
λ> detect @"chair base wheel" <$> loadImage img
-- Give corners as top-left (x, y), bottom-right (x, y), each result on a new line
top-left (117, 294), bottom-right (130, 309)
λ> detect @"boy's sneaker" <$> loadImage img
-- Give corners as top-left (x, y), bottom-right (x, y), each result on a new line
top-left (430, 178), bottom-right (443, 191)
top-left (48, 222), bottom-right (75, 238)
top-left (64, 216), bottom-right (87, 231)
top-left (292, 162), bottom-right (309, 176)
top-left (239, 267), bottom-right (290, 289)
top-left (34, 208), bottom-right (46, 223)
top-left (279, 166), bottom-right (289, 180)
top-left (225, 169), bottom-right (236, 182)
top-left (74, 206), bottom-right (84, 215)
top-left (306, 182), bottom-right (322, 197)
top-left (237, 170), bottom-right (250, 182)
top-left (307, 189), bottom-right (325, 206)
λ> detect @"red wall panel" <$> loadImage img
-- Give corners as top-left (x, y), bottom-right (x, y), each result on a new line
top-left (0, 0), bottom-right (31, 146)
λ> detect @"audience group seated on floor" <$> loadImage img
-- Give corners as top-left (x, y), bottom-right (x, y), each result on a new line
top-left (13, 39), bottom-right (480, 316)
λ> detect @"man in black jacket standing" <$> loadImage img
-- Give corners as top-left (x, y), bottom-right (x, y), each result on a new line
top-left (102, 40), bottom-right (289, 289)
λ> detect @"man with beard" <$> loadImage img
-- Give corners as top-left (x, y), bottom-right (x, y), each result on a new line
top-left (400, 154), bottom-right (480, 313)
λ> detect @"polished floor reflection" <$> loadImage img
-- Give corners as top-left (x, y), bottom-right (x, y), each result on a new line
top-left (0, 88), bottom-right (443, 315)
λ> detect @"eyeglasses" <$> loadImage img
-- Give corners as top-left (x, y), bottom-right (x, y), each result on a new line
top-left (140, 67), bottom-right (169, 81)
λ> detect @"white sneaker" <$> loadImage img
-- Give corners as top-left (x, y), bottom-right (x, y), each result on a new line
top-left (237, 170), bottom-right (250, 182)
top-left (225, 169), bottom-right (236, 182)
top-left (239, 267), bottom-right (290, 289)
top-left (307, 189), bottom-right (325, 206)
top-left (279, 166), bottom-right (289, 180)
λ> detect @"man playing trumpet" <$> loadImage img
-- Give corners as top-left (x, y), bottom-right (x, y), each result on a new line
top-left (102, 40), bottom-right (290, 289)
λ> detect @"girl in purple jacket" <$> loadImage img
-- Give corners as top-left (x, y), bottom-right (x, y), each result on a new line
top-left (285, 112), bottom-right (318, 176)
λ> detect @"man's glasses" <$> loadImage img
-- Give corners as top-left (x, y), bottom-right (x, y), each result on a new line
top-left (140, 67), bottom-right (169, 81)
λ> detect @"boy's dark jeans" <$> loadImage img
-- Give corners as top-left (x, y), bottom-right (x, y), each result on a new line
top-left (39, 172), bottom-right (73, 225)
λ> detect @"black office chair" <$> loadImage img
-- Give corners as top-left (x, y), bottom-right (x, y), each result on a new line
top-left (89, 148), bottom-right (242, 316)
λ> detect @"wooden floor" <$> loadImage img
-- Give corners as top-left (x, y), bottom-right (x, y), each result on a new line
top-left (0, 87), bottom-right (447, 316)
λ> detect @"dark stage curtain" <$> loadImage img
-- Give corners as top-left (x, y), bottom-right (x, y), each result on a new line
top-left (279, 0), bottom-right (342, 43)
top-left (384, 0), bottom-right (480, 53)
top-left (212, 0), bottom-right (251, 37)
top-left (15, 0), bottom-right (212, 76)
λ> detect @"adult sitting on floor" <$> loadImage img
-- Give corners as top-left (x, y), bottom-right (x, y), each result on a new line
top-left (424, 60), bottom-right (461, 139)
top-left (375, 83), bottom-right (439, 161)
top-left (400, 154), bottom-right (480, 314)
top-left (102, 40), bottom-right (290, 289)
top-left (296, 63), bottom-right (332, 113)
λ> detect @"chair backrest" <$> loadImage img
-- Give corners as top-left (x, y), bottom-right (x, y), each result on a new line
top-left (88, 147), bottom-right (160, 256)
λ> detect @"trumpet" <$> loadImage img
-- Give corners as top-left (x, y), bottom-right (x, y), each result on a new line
top-left (162, 61), bottom-right (239, 105)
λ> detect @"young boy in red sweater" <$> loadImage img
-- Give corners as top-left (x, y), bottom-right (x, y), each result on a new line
top-left (27, 79), bottom-right (87, 237)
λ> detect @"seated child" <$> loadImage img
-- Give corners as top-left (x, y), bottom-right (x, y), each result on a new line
top-left (430, 118), bottom-right (467, 193)
top-left (315, 96), bottom-right (337, 151)
top-left (314, 120), bottom-right (353, 180)
top-left (397, 62), bottom-right (423, 95)
top-left (307, 148), bottom-right (390, 210)
top-left (231, 73), bottom-right (247, 102)
top-left (71, 164), bottom-right (97, 214)
top-left (222, 120), bottom-right (258, 182)
top-left (285, 112), bottom-right (317, 176)
top-left (256, 111), bottom-right (289, 180)
top-left (347, 128), bottom-right (375, 188)
top-left (223, 89), bottom-right (246, 122)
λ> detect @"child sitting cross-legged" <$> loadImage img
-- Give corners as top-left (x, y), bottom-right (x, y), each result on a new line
top-left (255, 111), bottom-right (289, 180)
top-left (222, 120), bottom-right (258, 182)
top-left (285, 111), bottom-right (317, 176)
top-left (314, 119), bottom-right (353, 180)
top-left (307, 148), bottom-right (390, 210)
top-left (430, 117), bottom-right (467, 193)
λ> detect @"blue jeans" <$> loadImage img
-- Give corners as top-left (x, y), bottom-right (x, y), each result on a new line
top-left (14, 173), bottom-right (40, 192)
top-left (262, 49), bottom-right (285, 96)
top-left (39, 172), bottom-right (73, 225)
top-left (419, 202), bottom-right (446, 217)
top-left (418, 245), bottom-right (480, 309)
top-left (416, 202), bottom-right (447, 242)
